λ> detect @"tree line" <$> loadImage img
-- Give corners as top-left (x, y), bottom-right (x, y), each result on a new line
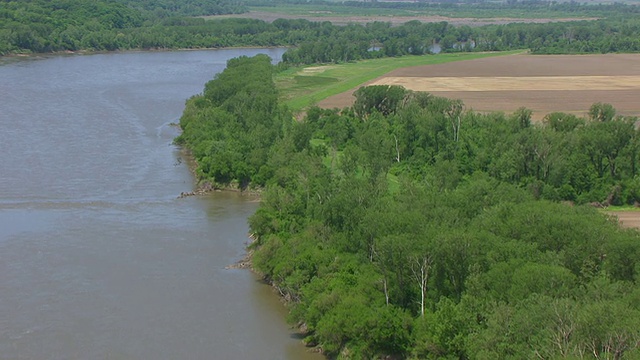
top-left (2, 0), bottom-right (640, 58)
top-left (119, 0), bottom-right (246, 17)
top-left (281, 18), bottom-right (640, 64)
top-left (177, 55), bottom-right (640, 358)
top-left (0, 0), bottom-right (245, 54)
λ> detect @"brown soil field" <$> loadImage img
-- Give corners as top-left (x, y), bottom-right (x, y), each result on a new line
top-left (318, 53), bottom-right (640, 121)
top-left (205, 11), bottom-right (596, 27)
top-left (608, 211), bottom-right (640, 229)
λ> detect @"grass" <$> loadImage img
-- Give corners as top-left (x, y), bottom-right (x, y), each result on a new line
top-left (275, 50), bottom-right (525, 112)
top-left (602, 205), bottom-right (640, 211)
top-left (293, 75), bottom-right (338, 87)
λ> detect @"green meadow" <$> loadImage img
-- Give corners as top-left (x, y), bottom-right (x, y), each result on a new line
top-left (275, 50), bottom-right (524, 112)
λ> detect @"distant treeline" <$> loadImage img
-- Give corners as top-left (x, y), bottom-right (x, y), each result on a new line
top-left (177, 55), bottom-right (640, 359)
top-left (280, 18), bottom-right (640, 63)
top-left (118, 0), bottom-right (247, 17)
top-left (0, 0), bottom-right (245, 54)
top-left (2, 0), bottom-right (640, 57)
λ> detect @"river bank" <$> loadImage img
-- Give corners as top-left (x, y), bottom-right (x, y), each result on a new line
top-left (176, 147), bottom-right (264, 198)
top-left (0, 47), bottom-right (328, 360)
top-left (0, 46), bottom-right (289, 63)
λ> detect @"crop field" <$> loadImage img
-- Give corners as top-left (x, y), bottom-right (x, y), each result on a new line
top-left (276, 51), bottom-right (523, 111)
top-left (608, 211), bottom-right (640, 229)
top-left (206, 2), bottom-right (605, 25)
top-left (208, 10), bottom-right (596, 26)
top-left (209, 8), bottom-right (596, 26)
top-left (318, 53), bottom-right (640, 121)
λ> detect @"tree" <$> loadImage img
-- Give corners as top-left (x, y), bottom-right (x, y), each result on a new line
top-left (544, 112), bottom-right (584, 132)
top-left (589, 102), bottom-right (616, 122)
top-left (353, 85), bottom-right (408, 119)
top-left (411, 254), bottom-right (432, 318)
top-left (445, 99), bottom-right (464, 142)
top-left (512, 107), bottom-right (532, 129)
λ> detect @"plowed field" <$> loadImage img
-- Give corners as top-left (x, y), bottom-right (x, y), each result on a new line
top-left (207, 11), bottom-right (596, 27)
top-left (608, 211), bottom-right (640, 229)
top-left (318, 53), bottom-right (640, 121)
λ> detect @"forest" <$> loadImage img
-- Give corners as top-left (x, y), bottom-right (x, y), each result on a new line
top-left (177, 55), bottom-right (640, 359)
top-left (2, 0), bottom-right (640, 57)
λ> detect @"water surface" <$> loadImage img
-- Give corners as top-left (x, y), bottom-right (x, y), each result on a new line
top-left (0, 49), bottom-right (322, 360)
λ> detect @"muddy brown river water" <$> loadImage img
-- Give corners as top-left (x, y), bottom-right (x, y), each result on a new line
top-left (0, 49), bottom-right (322, 360)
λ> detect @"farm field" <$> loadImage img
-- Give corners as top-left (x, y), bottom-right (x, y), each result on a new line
top-left (276, 51), bottom-right (522, 111)
top-left (318, 53), bottom-right (640, 120)
top-left (608, 211), bottom-right (640, 229)
top-left (206, 10), bottom-right (596, 26)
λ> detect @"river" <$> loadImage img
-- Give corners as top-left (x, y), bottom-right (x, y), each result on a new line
top-left (0, 49), bottom-right (323, 360)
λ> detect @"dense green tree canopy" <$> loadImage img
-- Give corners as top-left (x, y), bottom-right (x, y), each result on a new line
top-left (177, 56), bottom-right (640, 358)
top-left (0, 0), bottom-right (247, 54)
top-left (2, 0), bottom-right (640, 59)
top-left (175, 54), bottom-right (288, 188)
top-left (120, 0), bottom-right (246, 17)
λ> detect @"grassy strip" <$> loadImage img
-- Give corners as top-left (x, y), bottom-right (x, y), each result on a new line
top-left (603, 206), bottom-right (640, 211)
top-left (276, 50), bottom-right (525, 111)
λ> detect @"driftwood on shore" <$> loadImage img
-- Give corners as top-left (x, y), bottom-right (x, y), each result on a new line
top-left (176, 189), bottom-right (213, 198)
top-left (225, 233), bottom-right (258, 270)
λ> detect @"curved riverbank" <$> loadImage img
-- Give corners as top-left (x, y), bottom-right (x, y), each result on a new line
top-left (176, 148), bottom-right (264, 198)
top-left (0, 46), bottom-right (289, 63)
top-left (0, 47), bottom-right (328, 360)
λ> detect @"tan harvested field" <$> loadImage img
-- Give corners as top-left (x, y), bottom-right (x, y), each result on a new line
top-left (318, 53), bottom-right (640, 121)
top-left (205, 11), bottom-right (596, 27)
top-left (608, 211), bottom-right (640, 229)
